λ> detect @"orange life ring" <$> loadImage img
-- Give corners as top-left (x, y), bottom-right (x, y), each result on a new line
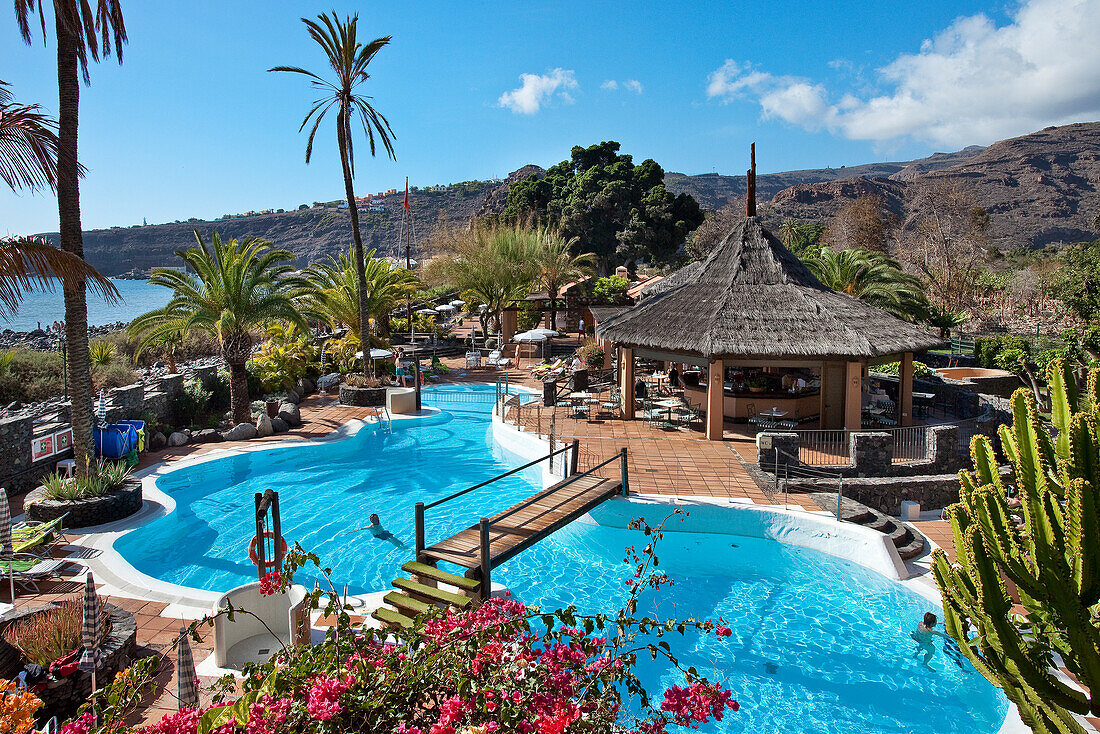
top-left (248, 531), bottom-right (287, 570)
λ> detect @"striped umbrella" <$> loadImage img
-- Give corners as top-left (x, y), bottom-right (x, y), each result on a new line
top-left (0, 488), bottom-right (12, 607)
top-left (78, 572), bottom-right (104, 691)
top-left (96, 389), bottom-right (107, 424)
top-left (177, 627), bottom-right (198, 710)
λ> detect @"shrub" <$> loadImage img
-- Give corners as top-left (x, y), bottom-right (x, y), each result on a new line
top-left (974, 334), bottom-right (1032, 370)
top-left (88, 341), bottom-right (117, 367)
top-left (575, 339), bottom-right (606, 372)
top-left (0, 679), bottom-right (42, 734)
top-left (593, 275), bottom-right (630, 304)
top-left (39, 460), bottom-right (133, 501)
top-left (251, 323), bottom-right (317, 393)
top-left (344, 374), bottom-right (381, 388)
top-left (92, 363), bottom-right (139, 392)
top-left (171, 379), bottom-right (214, 428)
top-left (1, 600), bottom-right (108, 668)
top-left (874, 360), bottom-right (934, 377)
top-left (0, 350), bottom-right (65, 403)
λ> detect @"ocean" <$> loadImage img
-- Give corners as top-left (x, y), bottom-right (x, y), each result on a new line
top-left (1, 279), bottom-right (173, 331)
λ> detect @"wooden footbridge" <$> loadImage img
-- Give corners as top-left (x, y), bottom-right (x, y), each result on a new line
top-left (374, 442), bottom-right (628, 629)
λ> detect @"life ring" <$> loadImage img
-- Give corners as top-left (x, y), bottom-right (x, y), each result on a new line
top-left (248, 531), bottom-right (287, 570)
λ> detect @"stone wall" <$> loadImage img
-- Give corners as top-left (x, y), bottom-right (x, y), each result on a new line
top-left (25, 478), bottom-right (143, 528)
top-left (0, 414), bottom-right (75, 497)
top-left (786, 473), bottom-right (962, 515)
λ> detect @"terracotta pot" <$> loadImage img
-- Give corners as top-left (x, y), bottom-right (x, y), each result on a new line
top-left (265, 400), bottom-right (280, 418)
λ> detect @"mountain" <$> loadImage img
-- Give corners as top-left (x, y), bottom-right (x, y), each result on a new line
top-left (42, 122), bottom-right (1100, 275)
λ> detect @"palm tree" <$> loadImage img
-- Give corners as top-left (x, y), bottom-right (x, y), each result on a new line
top-left (802, 246), bottom-right (928, 321)
top-left (426, 221), bottom-right (537, 339)
top-left (529, 226), bottom-right (595, 331)
top-left (16, 0), bottom-right (127, 473)
top-left (271, 12), bottom-right (395, 376)
top-left (304, 249), bottom-right (419, 338)
top-left (130, 232), bottom-right (307, 425)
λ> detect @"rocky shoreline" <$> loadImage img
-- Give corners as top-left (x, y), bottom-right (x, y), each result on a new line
top-left (0, 322), bottom-right (129, 352)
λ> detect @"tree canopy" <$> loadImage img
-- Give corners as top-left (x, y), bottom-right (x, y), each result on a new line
top-left (1050, 237), bottom-right (1100, 323)
top-left (504, 141), bottom-right (704, 269)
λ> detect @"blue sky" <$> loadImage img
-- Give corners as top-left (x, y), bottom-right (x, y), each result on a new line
top-left (3, 0), bottom-right (1098, 236)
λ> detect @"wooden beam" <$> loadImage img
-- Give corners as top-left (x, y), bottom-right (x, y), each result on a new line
top-left (620, 347), bottom-right (635, 419)
top-left (844, 360), bottom-right (863, 433)
top-left (899, 351), bottom-right (914, 427)
top-left (706, 358), bottom-right (725, 440)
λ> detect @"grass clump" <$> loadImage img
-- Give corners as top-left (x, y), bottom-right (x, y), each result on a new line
top-left (1, 599), bottom-right (109, 667)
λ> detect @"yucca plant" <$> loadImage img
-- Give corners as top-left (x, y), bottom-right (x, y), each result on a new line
top-left (40, 472), bottom-right (82, 501)
top-left (95, 458), bottom-right (132, 489)
top-left (88, 341), bottom-right (116, 367)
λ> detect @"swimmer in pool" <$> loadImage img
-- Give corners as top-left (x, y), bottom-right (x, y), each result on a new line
top-left (367, 513), bottom-right (405, 548)
top-left (911, 612), bottom-right (950, 668)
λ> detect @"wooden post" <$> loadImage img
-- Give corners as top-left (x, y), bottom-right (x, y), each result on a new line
top-left (414, 360), bottom-right (422, 410)
top-left (706, 359), bottom-right (725, 441)
top-left (271, 492), bottom-right (283, 572)
top-left (899, 352), bottom-right (914, 426)
top-left (253, 492), bottom-right (265, 582)
top-left (844, 361), bottom-right (863, 434)
top-left (569, 438), bottom-right (579, 476)
top-left (479, 518), bottom-right (491, 602)
top-left (415, 502), bottom-right (425, 560)
top-left (502, 309), bottom-right (518, 344)
top-left (620, 447), bottom-right (629, 496)
top-left (619, 347), bottom-right (635, 419)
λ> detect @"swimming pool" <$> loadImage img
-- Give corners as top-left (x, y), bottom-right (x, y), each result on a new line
top-left (115, 383), bottom-right (1009, 733)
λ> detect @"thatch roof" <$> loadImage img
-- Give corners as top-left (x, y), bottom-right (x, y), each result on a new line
top-left (597, 217), bottom-right (945, 360)
top-left (589, 306), bottom-right (629, 323)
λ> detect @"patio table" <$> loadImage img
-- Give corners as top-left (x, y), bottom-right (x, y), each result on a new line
top-left (757, 408), bottom-right (789, 419)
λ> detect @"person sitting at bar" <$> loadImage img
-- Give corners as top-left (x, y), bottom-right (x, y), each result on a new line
top-left (668, 365), bottom-right (680, 389)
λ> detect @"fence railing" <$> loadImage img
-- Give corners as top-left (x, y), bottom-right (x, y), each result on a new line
top-left (795, 429), bottom-right (850, 466)
top-left (892, 425), bottom-right (930, 463)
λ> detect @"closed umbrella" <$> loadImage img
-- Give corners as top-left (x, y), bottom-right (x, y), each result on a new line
top-left (96, 389), bottom-right (107, 424)
top-left (79, 573), bottom-right (104, 692)
top-left (0, 488), bottom-right (13, 607)
top-left (177, 627), bottom-right (199, 710)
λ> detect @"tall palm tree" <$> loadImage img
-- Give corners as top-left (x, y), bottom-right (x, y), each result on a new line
top-left (129, 232), bottom-right (307, 425)
top-left (304, 248), bottom-right (419, 338)
top-left (16, 0), bottom-right (127, 473)
top-left (271, 12), bottom-right (395, 376)
top-left (801, 246), bottom-right (928, 321)
top-left (0, 82), bottom-right (118, 317)
top-left (529, 226), bottom-right (595, 331)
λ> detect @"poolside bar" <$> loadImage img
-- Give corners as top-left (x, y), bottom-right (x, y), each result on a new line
top-left (597, 216), bottom-right (943, 440)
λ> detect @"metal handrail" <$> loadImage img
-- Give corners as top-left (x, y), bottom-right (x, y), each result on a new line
top-left (421, 443), bottom-right (575, 511)
top-left (487, 448), bottom-right (628, 527)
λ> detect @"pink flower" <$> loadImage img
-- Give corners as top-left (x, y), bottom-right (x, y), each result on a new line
top-left (307, 674), bottom-right (353, 721)
top-left (258, 571), bottom-right (281, 596)
top-left (660, 682), bottom-right (739, 726)
top-left (60, 713), bottom-right (97, 734)
top-left (715, 625), bottom-right (732, 637)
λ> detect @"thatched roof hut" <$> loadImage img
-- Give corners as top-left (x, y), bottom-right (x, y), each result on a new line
top-left (598, 217), bottom-right (943, 360)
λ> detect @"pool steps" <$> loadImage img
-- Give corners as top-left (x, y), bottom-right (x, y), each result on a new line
top-left (372, 562), bottom-right (481, 629)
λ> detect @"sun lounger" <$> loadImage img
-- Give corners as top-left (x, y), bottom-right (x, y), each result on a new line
top-left (0, 554), bottom-right (70, 591)
top-left (465, 351), bottom-right (482, 369)
top-left (12, 515), bottom-right (68, 555)
top-left (485, 350), bottom-right (512, 369)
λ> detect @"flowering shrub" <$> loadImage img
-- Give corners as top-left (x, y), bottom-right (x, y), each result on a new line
top-left (258, 572), bottom-right (281, 597)
top-left (0, 679), bottom-right (43, 734)
top-left (61, 510), bottom-right (737, 734)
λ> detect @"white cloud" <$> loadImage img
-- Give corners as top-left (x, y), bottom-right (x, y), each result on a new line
top-left (705, 0), bottom-right (1100, 147)
top-left (498, 69), bottom-right (578, 114)
top-left (601, 78), bottom-right (643, 94)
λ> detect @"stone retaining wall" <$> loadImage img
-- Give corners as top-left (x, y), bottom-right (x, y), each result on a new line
top-left (24, 478), bottom-right (142, 528)
top-left (786, 473), bottom-right (961, 515)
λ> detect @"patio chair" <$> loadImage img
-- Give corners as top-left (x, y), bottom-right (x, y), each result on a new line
top-left (746, 403), bottom-right (761, 426)
top-left (0, 553), bottom-right (70, 592)
top-left (600, 388), bottom-right (621, 417)
top-left (675, 401), bottom-right (701, 428)
top-left (777, 410), bottom-right (799, 430)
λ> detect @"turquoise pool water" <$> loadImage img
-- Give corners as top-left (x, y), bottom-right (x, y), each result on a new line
top-left (116, 383), bottom-right (1009, 733)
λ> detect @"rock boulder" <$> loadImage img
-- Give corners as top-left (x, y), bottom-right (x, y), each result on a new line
top-left (256, 414), bottom-right (275, 437)
top-left (167, 431), bottom-right (189, 447)
top-left (222, 423), bottom-right (258, 442)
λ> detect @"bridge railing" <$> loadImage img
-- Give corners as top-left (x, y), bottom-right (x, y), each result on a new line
top-left (414, 440), bottom-right (579, 560)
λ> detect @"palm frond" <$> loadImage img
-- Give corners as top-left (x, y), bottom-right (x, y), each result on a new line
top-left (0, 81), bottom-right (60, 191)
top-left (0, 236), bottom-right (120, 320)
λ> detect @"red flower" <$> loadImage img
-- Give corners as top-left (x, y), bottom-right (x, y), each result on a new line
top-left (716, 625), bottom-right (732, 637)
top-left (258, 571), bottom-right (281, 596)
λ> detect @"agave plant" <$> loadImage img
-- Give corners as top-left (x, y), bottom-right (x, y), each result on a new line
top-left (88, 341), bottom-right (116, 367)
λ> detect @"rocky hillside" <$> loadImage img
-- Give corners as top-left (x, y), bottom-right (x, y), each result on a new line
top-left (45, 122), bottom-right (1100, 274)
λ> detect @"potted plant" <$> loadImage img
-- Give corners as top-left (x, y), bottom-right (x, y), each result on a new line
top-left (746, 375), bottom-right (768, 393)
top-left (338, 374), bottom-right (387, 407)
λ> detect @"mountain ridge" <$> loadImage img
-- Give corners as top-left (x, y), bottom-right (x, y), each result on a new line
top-left (38, 122), bottom-right (1100, 275)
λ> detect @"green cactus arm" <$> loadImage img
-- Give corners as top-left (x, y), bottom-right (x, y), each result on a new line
top-left (1000, 423), bottom-right (1019, 467)
top-left (1064, 413), bottom-right (1100, 488)
top-left (1050, 359), bottom-right (1076, 461)
top-left (1086, 368), bottom-right (1100, 412)
top-left (970, 434), bottom-right (1006, 492)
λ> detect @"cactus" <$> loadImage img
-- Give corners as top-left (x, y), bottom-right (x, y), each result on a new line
top-left (933, 359), bottom-right (1100, 734)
